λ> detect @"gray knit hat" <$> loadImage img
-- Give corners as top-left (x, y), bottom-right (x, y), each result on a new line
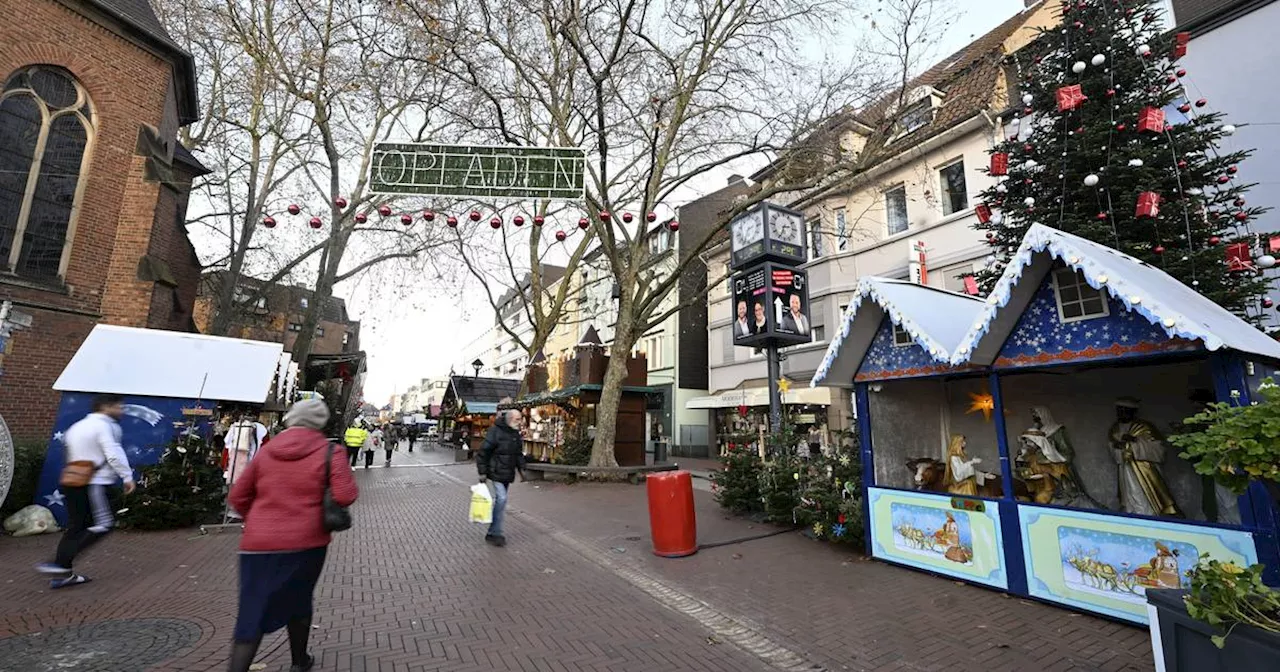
top-left (283, 399), bottom-right (329, 430)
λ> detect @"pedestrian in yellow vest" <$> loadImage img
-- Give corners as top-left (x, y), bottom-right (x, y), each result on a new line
top-left (343, 424), bottom-right (368, 469)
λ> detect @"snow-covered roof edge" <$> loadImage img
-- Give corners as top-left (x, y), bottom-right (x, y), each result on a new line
top-left (810, 278), bottom-right (980, 387)
top-left (948, 223), bottom-right (1280, 365)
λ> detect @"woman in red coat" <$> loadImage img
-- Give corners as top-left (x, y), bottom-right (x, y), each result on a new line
top-left (227, 399), bottom-right (358, 672)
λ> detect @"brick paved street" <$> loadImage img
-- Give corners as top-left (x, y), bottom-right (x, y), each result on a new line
top-left (0, 461), bottom-right (1156, 672)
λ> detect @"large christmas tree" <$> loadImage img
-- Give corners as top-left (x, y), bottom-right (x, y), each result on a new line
top-left (974, 0), bottom-right (1270, 320)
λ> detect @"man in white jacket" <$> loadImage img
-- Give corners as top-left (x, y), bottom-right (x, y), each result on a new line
top-left (35, 394), bottom-right (134, 589)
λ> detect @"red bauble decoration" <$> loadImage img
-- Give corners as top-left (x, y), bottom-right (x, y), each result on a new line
top-left (600, 211), bottom-right (611, 222)
top-left (1075, 126), bottom-right (1084, 134)
top-left (400, 214), bottom-right (413, 226)
top-left (446, 216), bottom-right (458, 228)
top-left (1177, 68), bottom-right (1187, 78)
top-left (1166, 75), bottom-right (1178, 84)
top-left (1056, 84), bottom-right (1085, 111)
top-left (1266, 298), bottom-right (1275, 309)
top-left (1195, 98), bottom-right (1207, 108)
top-left (1178, 103), bottom-right (1191, 113)
top-left (622, 212), bottom-right (634, 223)
top-left (555, 230), bottom-right (567, 241)
top-left (1177, 160), bottom-right (1188, 169)
top-left (1138, 107), bottom-right (1166, 133)
top-left (990, 153), bottom-right (1009, 176)
top-left (1143, 12), bottom-right (1156, 23)
top-left (1024, 107), bottom-right (1033, 115)
top-left (423, 210), bottom-right (435, 222)
top-left (1073, 20), bottom-right (1083, 29)
top-left (513, 215), bottom-right (525, 227)
top-left (1116, 123), bottom-right (1127, 131)
top-left (533, 215), bottom-right (545, 226)
top-left (1106, 88), bottom-right (1116, 97)
top-left (668, 220), bottom-right (680, 232)
top-left (490, 216), bottom-right (502, 229)
top-left (1135, 191), bottom-right (1161, 219)
top-left (1218, 175), bottom-right (1231, 184)
top-left (578, 217), bottom-right (590, 230)
top-left (1209, 236), bottom-right (1222, 246)
top-left (1154, 245), bottom-right (1166, 255)
top-left (1227, 165), bottom-right (1239, 174)
top-left (287, 203), bottom-right (301, 215)
top-left (308, 216), bottom-right (322, 229)
top-left (1236, 211), bottom-right (1249, 221)
top-left (378, 205), bottom-right (392, 217)
top-left (1234, 198), bottom-right (1246, 207)
top-left (1023, 143), bottom-right (1034, 152)
top-left (985, 231), bottom-right (996, 241)
top-left (355, 212), bottom-right (368, 224)
top-left (262, 216), bottom-right (276, 228)
top-left (469, 210), bottom-right (481, 222)
top-left (646, 212), bottom-right (657, 222)
top-left (334, 197), bottom-right (348, 209)
top-left (1097, 212), bottom-right (1108, 220)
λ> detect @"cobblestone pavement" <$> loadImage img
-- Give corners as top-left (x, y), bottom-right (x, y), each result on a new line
top-left (0, 462), bottom-right (1157, 672)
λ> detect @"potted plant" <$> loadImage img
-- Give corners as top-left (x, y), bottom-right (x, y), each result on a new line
top-left (1149, 380), bottom-right (1280, 669)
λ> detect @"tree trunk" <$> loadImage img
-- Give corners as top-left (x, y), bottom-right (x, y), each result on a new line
top-left (588, 321), bottom-right (636, 469)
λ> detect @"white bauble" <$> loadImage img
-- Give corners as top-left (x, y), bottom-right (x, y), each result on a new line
top-left (1011, 118), bottom-right (1020, 127)
top-left (991, 213), bottom-right (1004, 225)
top-left (1137, 44), bottom-right (1151, 56)
top-left (1072, 61), bottom-right (1087, 74)
top-left (1187, 188), bottom-right (1203, 196)
top-left (1128, 159), bottom-right (1144, 167)
top-left (1024, 159), bottom-right (1038, 169)
top-left (1091, 54), bottom-right (1106, 66)
top-left (1259, 255), bottom-right (1278, 269)
top-left (1022, 93), bottom-right (1034, 106)
top-left (996, 183), bottom-right (1007, 193)
top-left (1083, 174), bottom-right (1100, 187)
top-left (1222, 124), bottom-right (1237, 135)
top-left (1024, 197), bottom-right (1036, 206)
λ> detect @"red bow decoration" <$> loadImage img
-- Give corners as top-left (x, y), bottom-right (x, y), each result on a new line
top-left (1135, 192), bottom-right (1161, 219)
top-left (1138, 107), bottom-right (1166, 133)
top-left (989, 153), bottom-right (1009, 176)
top-left (1172, 32), bottom-right (1191, 59)
top-left (1226, 242), bottom-right (1256, 273)
top-left (1056, 84), bottom-right (1085, 111)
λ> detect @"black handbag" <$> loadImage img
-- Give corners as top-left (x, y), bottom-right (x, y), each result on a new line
top-left (322, 443), bottom-right (352, 532)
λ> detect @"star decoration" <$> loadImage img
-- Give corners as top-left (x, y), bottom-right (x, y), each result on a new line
top-left (966, 392), bottom-right (995, 421)
top-left (44, 490), bottom-right (65, 508)
top-left (832, 523), bottom-right (847, 538)
top-left (813, 522), bottom-right (825, 537)
top-left (777, 377), bottom-right (792, 394)
top-left (52, 431), bottom-right (65, 443)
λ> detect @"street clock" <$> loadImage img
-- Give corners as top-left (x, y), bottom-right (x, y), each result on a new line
top-left (729, 201), bottom-right (807, 270)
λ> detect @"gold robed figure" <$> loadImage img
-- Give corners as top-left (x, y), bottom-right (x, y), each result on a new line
top-left (1108, 399), bottom-right (1181, 517)
top-left (941, 434), bottom-right (980, 497)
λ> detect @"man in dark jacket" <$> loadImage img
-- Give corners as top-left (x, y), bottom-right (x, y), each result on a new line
top-left (477, 410), bottom-right (526, 547)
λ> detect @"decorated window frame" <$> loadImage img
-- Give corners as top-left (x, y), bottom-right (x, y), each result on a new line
top-left (891, 322), bottom-right (913, 347)
top-left (1051, 265), bottom-right (1109, 323)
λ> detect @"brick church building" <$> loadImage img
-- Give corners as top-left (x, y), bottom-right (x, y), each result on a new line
top-left (0, 0), bottom-right (205, 440)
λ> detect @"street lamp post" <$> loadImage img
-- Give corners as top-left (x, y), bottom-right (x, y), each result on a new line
top-left (471, 359), bottom-right (483, 378)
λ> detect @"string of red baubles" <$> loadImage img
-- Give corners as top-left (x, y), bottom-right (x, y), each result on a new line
top-left (259, 198), bottom-right (679, 243)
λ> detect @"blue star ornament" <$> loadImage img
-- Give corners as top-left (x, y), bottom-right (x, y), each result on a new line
top-left (832, 523), bottom-right (846, 538)
top-left (44, 490), bottom-right (66, 508)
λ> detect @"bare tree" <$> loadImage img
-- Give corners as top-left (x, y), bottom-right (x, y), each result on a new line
top-left (394, 0), bottom-right (952, 467)
top-left (159, 0), bottom-right (461, 363)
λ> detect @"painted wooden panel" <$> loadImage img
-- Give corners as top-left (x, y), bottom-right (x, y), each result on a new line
top-left (868, 487), bottom-right (1008, 589)
top-left (1019, 505), bottom-right (1259, 624)
top-left (856, 317), bottom-right (975, 381)
top-left (994, 275), bottom-right (1200, 369)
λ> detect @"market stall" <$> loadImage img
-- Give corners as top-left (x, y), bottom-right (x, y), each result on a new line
top-left (439, 374), bottom-right (520, 454)
top-left (34, 326), bottom-right (291, 525)
top-left (812, 225), bottom-right (1280, 625)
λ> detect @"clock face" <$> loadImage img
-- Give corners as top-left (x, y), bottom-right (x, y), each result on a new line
top-left (731, 209), bottom-right (764, 252)
top-left (770, 210), bottom-right (803, 247)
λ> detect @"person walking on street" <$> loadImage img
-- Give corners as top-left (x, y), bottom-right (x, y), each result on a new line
top-left (362, 425), bottom-right (378, 469)
top-left (477, 409), bottom-right (527, 547)
top-left (406, 424), bottom-right (418, 453)
top-left (343, 422), bottom-right (368, 469)
top-left (226, 399), bottom-right (358, 672)
top-left (35, 394), bottom-right (134, 589)
top-left (372, 425), bottom-right (392, 467)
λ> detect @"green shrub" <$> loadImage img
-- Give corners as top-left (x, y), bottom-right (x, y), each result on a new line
top-left (555, 436), bottom-right (592, 466)
top-left (710, 440), bottom-right (762, 514)
top-left (2, 441), bottom-right (49, 517)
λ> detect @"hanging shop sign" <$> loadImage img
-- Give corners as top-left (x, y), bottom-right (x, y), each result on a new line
top-left (370, 143), bottom-right (586, 200)
top-left (731, 263), bottom-right (811, 347)
top-left (729, 201), bottom-right (807, 270)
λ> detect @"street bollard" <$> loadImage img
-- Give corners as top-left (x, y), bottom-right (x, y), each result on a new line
top-left (646, 470), bottom-right (697, 557)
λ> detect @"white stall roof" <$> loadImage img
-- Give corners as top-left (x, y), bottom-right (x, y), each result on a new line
top-left (55, 325), bottom-right (286, 403)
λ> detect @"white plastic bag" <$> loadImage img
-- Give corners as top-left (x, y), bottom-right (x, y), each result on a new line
top-left (469, 483), bottom-right (493, 524)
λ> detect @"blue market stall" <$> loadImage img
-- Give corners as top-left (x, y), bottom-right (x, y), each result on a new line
top-left (813, 224), bottom-right (1280, 625)
top-left (35, 325), bottom-right (290, 525)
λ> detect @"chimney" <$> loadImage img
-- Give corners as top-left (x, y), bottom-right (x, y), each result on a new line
top-left (1024, 0), bottom-right (1039, 7)
top-left (728, 174), bottom-right (744, 186)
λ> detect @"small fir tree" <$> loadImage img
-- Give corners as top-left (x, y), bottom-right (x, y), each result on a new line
top-left (710, 435), bottom-right (764, 514)
top-left (974, 0), bottom-right (1269, 319)
top-left (122, 429), bottom-right (227, 530)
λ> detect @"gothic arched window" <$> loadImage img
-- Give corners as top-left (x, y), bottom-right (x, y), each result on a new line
top-left (0, 66), bottom-right (94, 281)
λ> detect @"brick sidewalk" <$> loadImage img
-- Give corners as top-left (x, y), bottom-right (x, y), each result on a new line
top-left (0, 467), bottom-right (765, 672)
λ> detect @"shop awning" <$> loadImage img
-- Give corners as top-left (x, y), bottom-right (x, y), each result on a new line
top-left (467, 402), bottom-right (499, 414)
top-left (685, 386), bottom-right (832, 409)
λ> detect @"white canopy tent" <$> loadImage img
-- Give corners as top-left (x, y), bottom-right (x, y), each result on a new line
top-left (54, 325), bottom-right (287, 403)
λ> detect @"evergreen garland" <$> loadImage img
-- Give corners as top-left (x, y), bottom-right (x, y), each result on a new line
top-left (121, 430), bottom-right (227, 531)
top-left (974, 0), bottom-right (1269, 320)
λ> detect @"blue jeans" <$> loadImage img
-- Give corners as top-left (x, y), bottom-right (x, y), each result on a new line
top-left (488, 482), bottom-right (508, 538)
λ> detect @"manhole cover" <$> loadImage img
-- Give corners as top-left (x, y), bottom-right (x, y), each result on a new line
top-left (0, 617), bottom-right (202, 671)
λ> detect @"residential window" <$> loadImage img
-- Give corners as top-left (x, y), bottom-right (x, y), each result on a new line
top-left (0, 66), bottom-right (94, 281)
top-left (301, 297), bottom-right (309, 309)
top-left (812, 325), bottom-right (825, 342)
top-left (809, 218), bottom-right (824, 260)
top-left (898, 102), bottom-right (932, 135)
top-left (885, 185), bottom-right (908, 235)
top-left (939, 159), bottom-right (968, 215)
top-left (342, 332), bottom-right (350, 345)
top-left (288, 323), bottom-right (302, 332)
top-left (941, 264), bottom-right (975, 293)
top-left (315, 326), bottom-right (325, 337)
top-left (892, 323), bottom-right (913, 347)
top-left (1052, 266), bottom-right (1109, 322)
top-left (834, 207), bottom-right (848, 251)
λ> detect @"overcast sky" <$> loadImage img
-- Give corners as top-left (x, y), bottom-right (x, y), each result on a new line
top-left (357, 1), bottom-right (1026, 406)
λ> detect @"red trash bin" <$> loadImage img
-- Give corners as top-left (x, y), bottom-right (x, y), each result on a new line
top-left (647, 470), bottom-right (697, 557)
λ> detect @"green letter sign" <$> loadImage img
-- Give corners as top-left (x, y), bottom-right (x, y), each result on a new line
top-left (370, 143), bottom-right (586, 200)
